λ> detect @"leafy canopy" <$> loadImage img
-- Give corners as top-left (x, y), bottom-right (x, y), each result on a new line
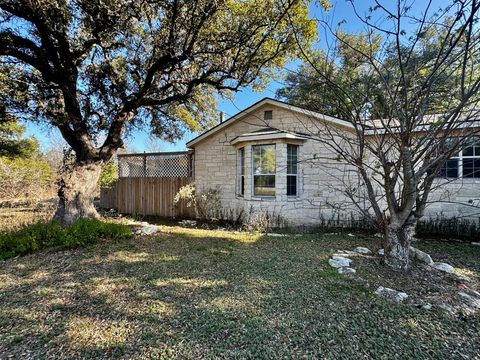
top-left (0, 0), bottom-right (319, 162)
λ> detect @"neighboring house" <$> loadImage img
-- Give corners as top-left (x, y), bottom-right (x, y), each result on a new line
top-left (186, 98), bottom-right (480, 226)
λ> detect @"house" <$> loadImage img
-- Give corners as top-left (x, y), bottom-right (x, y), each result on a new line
top-left (186, 98), bottom-right (480, 226)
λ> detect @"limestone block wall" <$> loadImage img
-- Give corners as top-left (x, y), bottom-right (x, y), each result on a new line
top-left (192, 104), bottom-right (362, 226)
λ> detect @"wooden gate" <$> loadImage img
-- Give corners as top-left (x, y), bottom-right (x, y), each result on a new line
top-left (100, 177), bottom-right (194, 218)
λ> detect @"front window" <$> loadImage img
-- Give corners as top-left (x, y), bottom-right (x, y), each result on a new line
top-left (287, 144), bottom-right (298, 195)
top-left (438, 140), bottom-right (480, 178)
top-left (252, 144), bottom-right (276, 196)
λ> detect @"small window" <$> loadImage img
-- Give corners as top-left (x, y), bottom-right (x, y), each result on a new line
top-left (237, 148), bottom-right (245, 196)
top-left (264, 110), bottom-right (273, 120)
top-left (252, 144), bottom-right (276, 196)
top-left (287, 144), bottom-right (298, 196)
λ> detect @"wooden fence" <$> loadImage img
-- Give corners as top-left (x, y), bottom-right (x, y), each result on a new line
top-left (99, 177), bottom-right (194, 218)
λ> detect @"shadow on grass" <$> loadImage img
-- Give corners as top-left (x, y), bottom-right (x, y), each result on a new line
top-left (0, 231), bottom-right (479, 359)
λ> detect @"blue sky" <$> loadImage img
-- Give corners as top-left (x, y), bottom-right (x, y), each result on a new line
top-left (25, 0), bottom-right (450, 153)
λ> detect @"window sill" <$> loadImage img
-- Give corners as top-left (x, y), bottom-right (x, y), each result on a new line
top-left (251, 196), bottom-right (276, 201)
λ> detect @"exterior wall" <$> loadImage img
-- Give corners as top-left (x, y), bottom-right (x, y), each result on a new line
top-left (193, 104), bottom-right (360, 226)
top-left (425, 179), bottom-right (480, 219)
top-left (192, 103), bottom-right (480, 226)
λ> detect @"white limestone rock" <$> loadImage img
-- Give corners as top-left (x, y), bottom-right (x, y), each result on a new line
top-left (430, 262), bottom-right (455, 273)
top-left (422, 303), bottom-right (433, 310)
top-left (353, 246), bottom-right (372, 255)
top-left (374, 286), bottom-right (408, 303)
top-left (328, 256), bottom-right (352, 268)
top-left (338, 267), bottom-right (356, 275)
top-left (458, 292), bottom-right (480, 309)
top-left (409, 246), bottom-right (434, 265)
top-left (178, 220), bottom-right (197, 227)
top-left (136, 225), bottom-right (158, 236)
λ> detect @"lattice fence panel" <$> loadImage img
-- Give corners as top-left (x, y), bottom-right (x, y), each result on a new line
top-left (118, 152), bottom-right (193, 178)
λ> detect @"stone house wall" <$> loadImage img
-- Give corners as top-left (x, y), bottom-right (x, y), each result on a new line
top-left (192, 103), bottom-right (480, 226)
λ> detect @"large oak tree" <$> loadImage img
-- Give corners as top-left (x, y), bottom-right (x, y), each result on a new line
top-left (0, 0), bottom-right (317, 225)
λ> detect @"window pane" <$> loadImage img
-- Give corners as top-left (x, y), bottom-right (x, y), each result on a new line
top-left (475, 146), bottom-right (480, 156)
top-left (264, 110), bottom-right (273, 120)
top-left (475, 159), bottom-right (480, 178)
top-left (463, 159), bottom-right (474, 178)
top-left (287, 144), bottom-right (298, 174)
top-left (287, 175), bottom-right (297, 196)
top-left (253, 145), bottom-right (276, 174)
top-left (439, 159), bottom-right (458, 178)
top-left (463, 146), bottom-right (474, 157)
top-left (254, 175), bottom-right (275, 196)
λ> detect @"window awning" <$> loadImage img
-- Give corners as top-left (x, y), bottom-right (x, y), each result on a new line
top-left (230, 128), bottom-right (310, 146)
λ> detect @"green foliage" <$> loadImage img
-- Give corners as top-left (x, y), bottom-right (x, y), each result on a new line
top-left (98, 162), bottom-right (118, 188)
top-left (0, 155), bottom-right (56, 200)
top-left (0, 0), bottom-right (320, 163)
top-left (0, 121), bottom-right (39, 158)
top-left (0, 219), bottom-right (133, 260)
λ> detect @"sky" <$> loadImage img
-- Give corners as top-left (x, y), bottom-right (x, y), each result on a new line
top-left (24, 0), bottom-right (452, 153)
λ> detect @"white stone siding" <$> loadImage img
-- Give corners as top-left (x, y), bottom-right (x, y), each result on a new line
top-left (192, 103), bottom-right (480, 226)
top-left (193, 104), bottom-right (361, 226)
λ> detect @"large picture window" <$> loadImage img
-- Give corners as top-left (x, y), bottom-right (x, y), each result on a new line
top-left (252, 144), bottom-right (276, 196)
top-left (287, 144), bottom-right (298, 196)
top-left (438, 140), bottom-right (480, 178)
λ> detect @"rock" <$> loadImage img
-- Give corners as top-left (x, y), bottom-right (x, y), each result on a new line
top-left (178, 220), bottom-right (197, 227)
top-left (338, 267), bottom-right (356, 275)
top-left (439, 303), bottom-right (455, 313)
top-left (334, 250), bottom-right (356, 256)
top-left (136, 225), bottom-right (158, 235)
top-left (409, 246), bottom-right (434, 265)
top-left (353, 246), bottom-right (371, 254)
top-left (458, 292), bottom-right (480, 309)
top-left (471, 242), bottom-right (480, 246)
top-left (328, 256), bottom-right (352, 268)
top-left (347, 233), bottom-right (355, 237)
top-left (430, 262), bottom-right (454, 273)
top-left (378, 248), bottom-right (385, 256)
top-left (422, 303), bottom-right (432, 310)
top-left (374, 286), bottom-right (408, 303)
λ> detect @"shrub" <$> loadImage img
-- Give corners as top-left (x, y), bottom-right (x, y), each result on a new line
top-left (0, 219), bottom-right (133, 260)
top-left (416, 216), bottom-right (480, 242)
top-left (174, 183), bottom-right (222, 221)
top-left (98, 161), bottom-right (118, 188)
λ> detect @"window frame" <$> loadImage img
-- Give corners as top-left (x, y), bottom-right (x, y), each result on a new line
top-left (287, 144), bottom-right (299, 196)
top-left (237, 147), bottom-right (245, 196)
top-left (438, 141), bottom-right (480, 179)
top-left (252, 144), bottom-right (276, 197)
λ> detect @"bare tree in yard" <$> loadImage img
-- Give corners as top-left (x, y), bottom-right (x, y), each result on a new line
top-left (0, 0), bottom-right (318, 225)
top-left (280, 0), bottom-right (480, 269)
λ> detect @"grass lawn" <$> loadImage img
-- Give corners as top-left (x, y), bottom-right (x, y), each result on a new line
top-left (0, 225), bottom-right (479, 359)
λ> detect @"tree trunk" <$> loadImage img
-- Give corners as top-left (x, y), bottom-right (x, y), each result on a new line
top-left (54, 162), bottom-right (103, 226)
top-left (383, 223), bottom-right (416, 270)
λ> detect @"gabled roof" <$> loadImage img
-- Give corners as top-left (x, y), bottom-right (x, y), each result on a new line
top-left (186, 97), bottom-right (353, 148)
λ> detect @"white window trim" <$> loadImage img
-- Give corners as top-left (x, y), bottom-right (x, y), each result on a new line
top-left (439, 146), bottom-right (480, 179)
top-left (287, 144), bottom-right (299, 197)
top-left (237, 148), bottom-right (245, 197)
